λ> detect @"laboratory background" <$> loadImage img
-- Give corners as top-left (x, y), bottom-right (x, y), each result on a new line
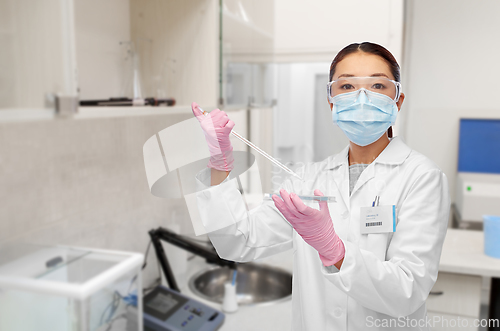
top-left (1, 0), bottom-right (500, 331)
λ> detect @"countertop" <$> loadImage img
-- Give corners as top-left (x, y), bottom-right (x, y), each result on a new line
top-left (439, 228), bottom-right (500, 277)
top-left (173, 228), bottom-right (500, 331)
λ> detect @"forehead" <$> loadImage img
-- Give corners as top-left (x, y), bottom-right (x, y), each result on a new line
top-left (333, 52), bottom-right (393, 80)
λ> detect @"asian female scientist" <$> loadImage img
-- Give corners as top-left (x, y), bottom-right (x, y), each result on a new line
top-left (191, 42), bottom-right (450, 331)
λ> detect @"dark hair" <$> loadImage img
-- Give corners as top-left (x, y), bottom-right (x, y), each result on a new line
top-left (329, 42), bottom-right (401, 83)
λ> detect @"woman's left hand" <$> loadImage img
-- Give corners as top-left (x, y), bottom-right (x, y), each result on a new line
top-left (272, 189), bottom-right (345, 267)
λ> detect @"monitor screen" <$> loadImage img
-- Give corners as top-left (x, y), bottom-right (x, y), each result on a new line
top-left (458, 119), bottom-right (500, 174)
top-left (146, 292), bottom-right (179, 314)
top-left (144, 287), bottom-right (188, 321)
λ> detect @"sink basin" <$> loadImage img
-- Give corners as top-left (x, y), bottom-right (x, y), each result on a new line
top-left (188, 263), bottom-right (292, 306)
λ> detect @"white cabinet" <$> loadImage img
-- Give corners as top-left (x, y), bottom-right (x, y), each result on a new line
top-left (76, 0), bottom-right (274, 110)
top-left (1, 0), bottom-right (220, 112)
top-left (0, 0), bottom-right (78, 110)
top-left (273, 0), bottom-right (404, 63)
top-left (76, 0), bottom-right (219, 108)
top-left (426, 272), bottom-right (482, 331)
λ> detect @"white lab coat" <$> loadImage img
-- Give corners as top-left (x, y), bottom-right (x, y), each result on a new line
top-left (195, 137), bottom-right (450, 331)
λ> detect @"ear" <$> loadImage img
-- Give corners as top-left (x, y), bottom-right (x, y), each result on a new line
top-left (327, 97), bottom-right (333, 111)
top-left (396, 93), bottom-right (405, 112)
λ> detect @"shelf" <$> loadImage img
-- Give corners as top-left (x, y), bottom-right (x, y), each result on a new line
top-left (75, 105), bottom-right (195, 119)
top-left (0, 105), bottom-right (204, 123)
top-left (0, 104), bottom-right (271, 123)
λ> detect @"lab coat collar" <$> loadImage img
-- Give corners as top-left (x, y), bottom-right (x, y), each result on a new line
top-left (374, 136), bottom-right (411, 165)
top-left (326, 146), bottom-right (349, 170)
top-left (326, 136), bottom-right (411, 170)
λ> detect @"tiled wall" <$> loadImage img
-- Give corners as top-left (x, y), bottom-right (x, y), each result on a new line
top-left (0, 112), bottom-right (194, 286)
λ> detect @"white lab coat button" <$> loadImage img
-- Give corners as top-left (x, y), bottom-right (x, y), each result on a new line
top-left (341, 211), bottom-right (349, 219)
top-left (333, 307), bottom-right (344, 318)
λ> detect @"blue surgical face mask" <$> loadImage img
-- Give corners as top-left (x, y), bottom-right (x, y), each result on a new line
top-left (331, 88), bottom-right (399, 146)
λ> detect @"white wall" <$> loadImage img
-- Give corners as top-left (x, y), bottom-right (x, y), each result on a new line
top-left (400, 0), bottom-right (500, 201)
top-left (0, 113), bottom-right (195, 290)
top-left (273, 0), bottom-right (403, 63)
top-left (274, 63), bottom-right (332, 164)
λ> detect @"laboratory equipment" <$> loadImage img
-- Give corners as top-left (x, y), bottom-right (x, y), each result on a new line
top-left (484, 215), bottom-right (500, 259)
top-left (198, 106), bottom-right (303, 180)
top-left (136, 228), bottom-right (227, 331)
top-left (148, 227), bottom-right (236, 292)
top-left (454, 119), bottom-right (500, 223)
top-left (188, 263), bottom-right (292, 306)
top-left (80, 97), bottom-right (175, 107)
top-left (221, 282), bottom-right (238, 313)
top-left (264, 193), bottom-right (336, 203)
top-left (0, 244), bottom-right (143, 331)
top-left (142, 285), bottom-right (225, 331)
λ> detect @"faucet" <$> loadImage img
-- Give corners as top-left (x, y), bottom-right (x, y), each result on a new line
top-left (148, 227), bottom-right (236, 292)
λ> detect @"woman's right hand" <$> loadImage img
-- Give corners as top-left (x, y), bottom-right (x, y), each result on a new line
top-left (192, 102), bottom-right (235, 172)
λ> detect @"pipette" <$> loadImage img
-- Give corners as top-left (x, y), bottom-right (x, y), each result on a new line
top-left (199, 107), bottom-right (303, 180)
top-left (264, 193), bottom-right (336, 203)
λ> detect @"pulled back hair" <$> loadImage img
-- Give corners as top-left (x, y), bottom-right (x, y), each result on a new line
top-left (329, 42), bottom-right (401, 83)
top-left (328, 42), bottom-right (401, 138)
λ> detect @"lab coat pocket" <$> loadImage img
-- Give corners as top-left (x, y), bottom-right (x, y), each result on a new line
top-left (364, 233), bottom-right (389, 261)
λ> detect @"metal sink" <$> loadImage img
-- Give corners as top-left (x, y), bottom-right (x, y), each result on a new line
top-left (188, 263), bottom-right (292, 306)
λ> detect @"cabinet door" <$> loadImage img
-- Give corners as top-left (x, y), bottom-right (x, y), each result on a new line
top-left (426, 272), bottom-right (482, 319)
top-left (0, 0), bottom-right (77, 110)
top-left (427, 312), bottom-right (478, 331)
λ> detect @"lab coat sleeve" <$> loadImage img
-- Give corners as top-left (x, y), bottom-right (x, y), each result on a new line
top-left (195, 168), bottom-right (294, 262)
top-left (321, 169), bottom-right (450, 317)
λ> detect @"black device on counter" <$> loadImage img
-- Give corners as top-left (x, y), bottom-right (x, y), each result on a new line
top-left (138, 227), bottom-right (236, 331)
top-left (148, 227), bottom-right (236, 292)
top-left (143, 285), bottom-right (224, 331)
top-left (79, 97), bottom-right (176, 107)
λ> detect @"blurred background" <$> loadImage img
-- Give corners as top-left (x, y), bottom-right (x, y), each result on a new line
top-left (1, 1), bottom-right (500, 330)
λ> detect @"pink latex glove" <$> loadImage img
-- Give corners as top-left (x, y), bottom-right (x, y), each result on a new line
top-left (272, 189), bottom-right (345, 266)
top-left (192, 102), bottom-right (235, 172)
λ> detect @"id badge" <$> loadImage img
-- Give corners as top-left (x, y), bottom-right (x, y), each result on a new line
top-left (360, 205), bottom-right (396, 234)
